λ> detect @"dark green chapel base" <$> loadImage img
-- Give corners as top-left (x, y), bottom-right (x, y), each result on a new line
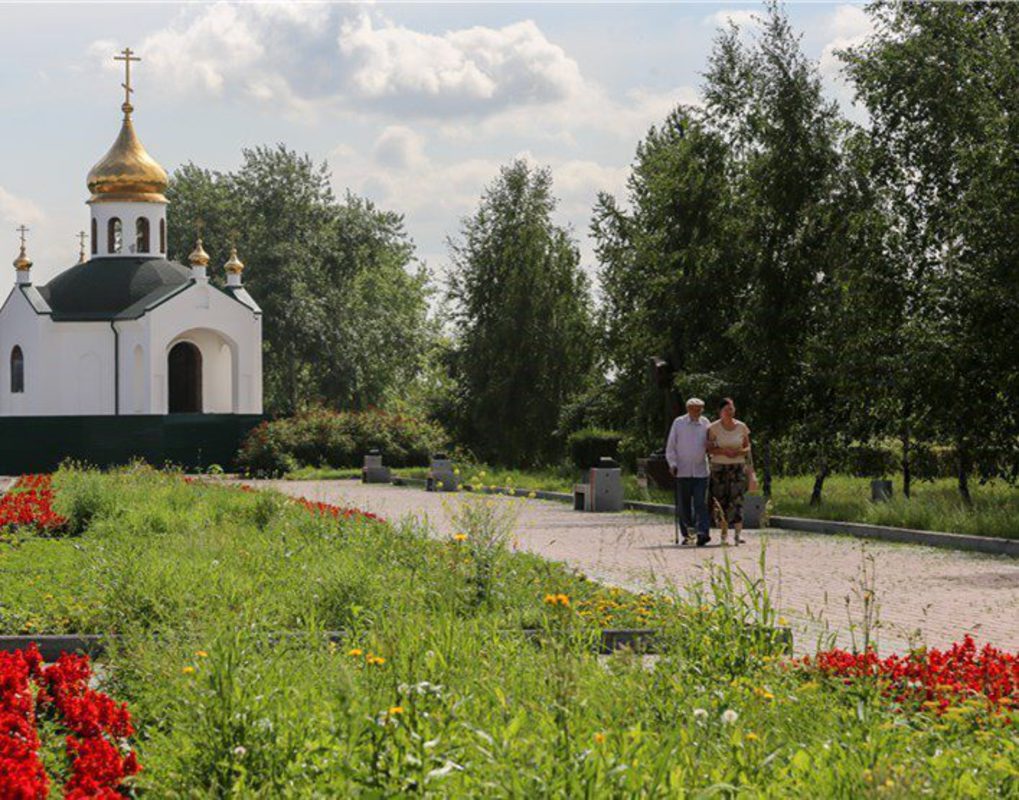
top-left (0, 414), bottom-right (263, 474)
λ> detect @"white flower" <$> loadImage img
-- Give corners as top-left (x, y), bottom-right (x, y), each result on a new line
top-left (233, 745), bottom-right (247, 757)
top-left (693, 708), bottom-right (708, 721)
top-left (721, 709), bottom-right (739, 725)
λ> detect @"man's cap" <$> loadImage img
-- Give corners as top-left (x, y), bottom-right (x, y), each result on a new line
top-left (686, 397), bottom-right (705, 407)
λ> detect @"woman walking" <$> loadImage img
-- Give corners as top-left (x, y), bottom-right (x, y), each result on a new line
top-left (707, 397), bottom-right (753, 545)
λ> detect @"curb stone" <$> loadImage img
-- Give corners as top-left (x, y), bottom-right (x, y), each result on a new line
top-left (381, 476), bottom-right (1019, 558)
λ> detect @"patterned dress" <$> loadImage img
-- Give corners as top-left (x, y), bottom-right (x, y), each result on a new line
top-left (708, 420), bottom-right (750, 526)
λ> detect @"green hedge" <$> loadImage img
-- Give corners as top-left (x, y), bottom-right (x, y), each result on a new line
top-left (237, 408), bottom-right (447, 477)
top-left (567, 428), bottom-right (623, 471)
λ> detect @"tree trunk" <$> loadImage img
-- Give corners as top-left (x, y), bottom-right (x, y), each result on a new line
top-left (809, 457), bottom-right (829, 506)
top-left (957, 441), bottom-right (973, 507)
top-left (901, 425), bottom-right (911, 500)
top-left (762, 440), bottom-right (773, 499)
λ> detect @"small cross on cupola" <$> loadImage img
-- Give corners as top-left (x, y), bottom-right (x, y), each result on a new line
top-left (12, 225), bottom-right (32, 284)
top-left (114, 47), bottom-right (140, 118)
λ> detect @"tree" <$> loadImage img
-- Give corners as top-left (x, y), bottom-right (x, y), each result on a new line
top-left (844, 2), bottom-right (1019, 502)
top-left (167, 145), bottom-right (431, 416)
top-left (446, 160), bottom-right (596, 467)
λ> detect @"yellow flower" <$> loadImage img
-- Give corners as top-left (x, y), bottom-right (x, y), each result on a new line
top-left (594, 732), bottom-right (606, 745)
top-left (182, 666), bottom-right (195, 675)
top-left (527, 491), bottom-right (537, 499)
top-left (195, 650), bottom-right (209, 658)
top-left (557, 594), bottom-right (570, 607)
top-left (453, 533), bottom-right (468, 542)
top-left (778, 617), bottom-right (788, 626)
top-left (367, 654), bottom-right (386, 666)
top-left (544, 594), bottom-right (558, 605)
top-left (745, 732), bottom-right (759, 742)
top-left (348, 648), bottom-right (363, 657)
top-left (388, 706), bottom-right (404, 715)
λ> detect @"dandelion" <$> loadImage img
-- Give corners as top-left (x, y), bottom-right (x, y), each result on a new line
top-left (388, 706), bottom-right (404, 715)
top-left (181, 666), bottom-right (195, 675)
top-left (195, 650), bottom-right (209, 658)
top-left (721, 709), bottom-right (738, 725)
top-left (593, 732), bottom-right (606, 745)
top-left (778, 617), bottom-right (788, 626)
top-left (368, 655), bottom-right (387, 666)
top-left (745, 732), bottom-right (759, 742)
top-left (527, 491), bottom-right (537, 499)
top-left (693, 708), bottom-right (708, 721)
top-left (348, 648), bottom-right (363, 657)
top-left (453, 533), bottom-right (468, 542)
top-left (233, 746), bottom-right (247, 757)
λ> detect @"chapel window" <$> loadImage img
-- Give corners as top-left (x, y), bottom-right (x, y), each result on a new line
top-left (10, 346), bottom-right (24, 394)
top-left (136, 217), bottom-right (150, 253)
top-left (108, 218), bottom-right (122, 254)
top-left (91, 218), bottom-right (98, 255)
top-left (159, 218), bottom-right (166, 254)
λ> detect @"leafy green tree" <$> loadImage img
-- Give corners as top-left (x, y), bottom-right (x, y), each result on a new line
top-left (845, 2), bottom-right (1019, 502)
top-left (446, 160), bottom-right (596, 467)
top-left (167, 145), bottom-right (431, 416)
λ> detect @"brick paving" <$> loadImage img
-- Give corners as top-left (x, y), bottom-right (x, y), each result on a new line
top-left (266, 480), bottom-right (1019, 656)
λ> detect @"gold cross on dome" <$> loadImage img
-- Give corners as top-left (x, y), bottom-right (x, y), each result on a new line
top-left (114, 47), bottom-right (141, 108)
top-left (16, 225), bottom-right (29, 248)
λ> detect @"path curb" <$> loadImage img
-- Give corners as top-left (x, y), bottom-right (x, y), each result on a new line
top-left (385, 476), bottom-right (1019, 558)
top-left (769, 516), bottom-right (1019, 558)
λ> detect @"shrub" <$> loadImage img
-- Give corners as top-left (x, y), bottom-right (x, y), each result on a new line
top-left (236, 408), bottom-right (447, 477)
top-left (567, 428), bottom-right (623, 471)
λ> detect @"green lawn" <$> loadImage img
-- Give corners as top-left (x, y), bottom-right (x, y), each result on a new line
top-left (2, 466), bottom-right (1017, 794)
top-left (289, 464), bottom-right (1019, 540)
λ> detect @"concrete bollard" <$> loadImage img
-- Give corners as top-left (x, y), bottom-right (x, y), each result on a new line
top-left (426, 454), bottom-right (459, 492)
top-left (362, 450), bottom-right (391, 484)
top-left (871, 479), bottom-right (893, 503)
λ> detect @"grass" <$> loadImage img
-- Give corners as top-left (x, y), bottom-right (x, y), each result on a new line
top-left (1, 465), bottom-right (1017, 795)
top-left (290, 463), bottom-right (1019, 539)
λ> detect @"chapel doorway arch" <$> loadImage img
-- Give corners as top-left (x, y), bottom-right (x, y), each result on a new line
top-left (168, 341), bottom-right (202, 413)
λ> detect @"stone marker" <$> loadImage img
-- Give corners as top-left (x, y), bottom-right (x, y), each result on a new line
top-left (362, 450), bottom-right (391, 484)
top-left (871, 479), bottom-right (893, 503)
top-left (574, 457), bottom-right (624, 512)
top-left (427, 454), bottom-right (459, 492)
top-left (742, 494), bottom-right (766, 529)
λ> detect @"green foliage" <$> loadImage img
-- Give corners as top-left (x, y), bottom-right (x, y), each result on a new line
top-left (166, 146), bottom-right (432, 416)
top-left (4, 467), bottom-right (1018, 794)
top-left (446, 160), bottom-right (597, 467)
top-left (567, 428), bottom-right (623, 471)
top-left (236, 408), bottom-right (448, 476)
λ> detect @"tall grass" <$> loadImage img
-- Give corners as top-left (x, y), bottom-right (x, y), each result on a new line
top-left (1, 465), bottom-right (1016, 794)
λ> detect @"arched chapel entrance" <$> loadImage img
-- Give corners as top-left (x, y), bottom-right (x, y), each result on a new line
top-left (168, 341), bottom-right (202, 413)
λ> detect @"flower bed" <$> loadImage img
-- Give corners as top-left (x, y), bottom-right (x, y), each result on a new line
top-left (0, 475), bottom-right (67, 534)
top-left (805, 635), bottom-right (1018, 721)
top-left (0, 645), bottom-right (139, 798)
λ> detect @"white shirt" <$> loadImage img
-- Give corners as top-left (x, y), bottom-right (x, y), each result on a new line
top-left (665, 414), bottom-right (710, 478)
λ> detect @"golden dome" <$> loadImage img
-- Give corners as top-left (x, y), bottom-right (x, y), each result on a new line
top-left (86, 104), bottom-right (168, 204)
top-left (189, 238), bottom-right (210, 268)
top-left (224, 245), bottom-right (245, 275)
top-left (12, 246), bottom-right (32, 272)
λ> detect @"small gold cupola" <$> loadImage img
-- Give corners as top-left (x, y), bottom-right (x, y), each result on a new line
top-left (13, 225), bottom-right (32, 284)
top-left (224, 234), bottom-right (245, 287)
top-left (86, 48), bottom-right (168, 205)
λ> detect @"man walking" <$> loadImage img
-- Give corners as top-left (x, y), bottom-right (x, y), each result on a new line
top-left (665, 397), bottom-right (711, 546)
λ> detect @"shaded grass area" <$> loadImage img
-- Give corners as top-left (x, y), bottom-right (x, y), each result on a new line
top-left (290, 464), bottom-right (1019, 539)
top-left (0, 466), bottom-right (1017, 795)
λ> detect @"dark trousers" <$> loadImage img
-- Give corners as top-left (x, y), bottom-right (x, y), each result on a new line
top-left (676, 477), bottom-right (710, 539)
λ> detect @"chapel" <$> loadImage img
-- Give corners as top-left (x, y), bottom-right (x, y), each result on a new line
top-left (0, 49), bottom-right (262, 471)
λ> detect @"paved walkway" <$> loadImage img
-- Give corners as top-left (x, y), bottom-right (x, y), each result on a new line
top-left (265, 480), bottom-right (1019, 656)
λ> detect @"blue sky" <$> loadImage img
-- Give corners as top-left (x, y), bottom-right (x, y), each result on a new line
top-left (0, 2), bottom-right (872, 289)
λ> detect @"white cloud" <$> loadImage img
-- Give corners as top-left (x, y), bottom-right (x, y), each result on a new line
top-left (373, 125), bottom-right (427, 170)
top-left (704, 9), bottom-right (761, 30)
top-left (819, 5), bottom-right (874, 122)
top-left (0, 186), bottom-right (43, 228)
top-left (337, 15), bottom-right (586, 115)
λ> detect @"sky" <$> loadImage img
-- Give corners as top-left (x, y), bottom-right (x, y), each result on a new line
top-left (0, 1), bottom-right (874, 291)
